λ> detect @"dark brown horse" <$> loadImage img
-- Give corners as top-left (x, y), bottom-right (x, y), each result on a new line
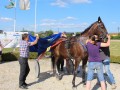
top-left (51, 17), bottom-right (108, 87)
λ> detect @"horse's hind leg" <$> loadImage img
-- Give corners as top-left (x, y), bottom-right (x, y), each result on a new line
top-left (54, 57), bottom-right (63, 80)
top-left (51, 56), bottom-right (58, 75)
top-left (57, 59), bottom-right (61, 72)
top-left (82, 57), bottom-right (88, 84)
top-left (57, 57), bottom-right (64, 72)
top-left (51, 55), bottom-right (55, 73)
top-left (66, 59), bottom-right (74, 74)
top-left (53, 57), bottom-right (58, 74)
top-left (72, 58), bottom-right (81, 87)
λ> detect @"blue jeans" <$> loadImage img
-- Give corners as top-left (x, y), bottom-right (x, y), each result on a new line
top-left (87, 62), bottom-right (104, 82)
top-left (102, 58), bottom-right (115, 84)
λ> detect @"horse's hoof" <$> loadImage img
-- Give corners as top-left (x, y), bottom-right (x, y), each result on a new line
top-left (72, 86), bottom-right (77, 90)
top-left (67, 72), bottom-right (73, 75)
top-left (55, 74), bottom-right (62, 80)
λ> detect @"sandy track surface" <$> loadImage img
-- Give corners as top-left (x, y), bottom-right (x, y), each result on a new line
top-left (0, 59), bottom-right (120, 90)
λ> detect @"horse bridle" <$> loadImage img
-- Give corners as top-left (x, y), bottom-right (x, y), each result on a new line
top-left (97, 23), bottom-right (108, 41)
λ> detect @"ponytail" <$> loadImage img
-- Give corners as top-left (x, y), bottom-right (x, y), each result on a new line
top-left (89, 35), bottom-right (98, 45)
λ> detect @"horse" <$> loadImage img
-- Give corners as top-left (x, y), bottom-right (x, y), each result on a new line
top-left (51, 17), bottom-right (108, 87)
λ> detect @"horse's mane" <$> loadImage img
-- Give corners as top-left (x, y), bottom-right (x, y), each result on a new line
top-left (81, 21), bottom-right (97, 35)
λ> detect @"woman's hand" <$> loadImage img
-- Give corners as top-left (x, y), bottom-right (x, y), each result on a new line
top-left (107, 34), bottom-right (110, 39)
top-left (100, 34), bottom-right (110, 47)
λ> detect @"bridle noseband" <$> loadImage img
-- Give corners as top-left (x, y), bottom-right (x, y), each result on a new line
top-left (97, 23), bottom-right (107, 40)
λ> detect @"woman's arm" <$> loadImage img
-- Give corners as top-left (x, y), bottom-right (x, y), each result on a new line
top-left (100, 35), bottom-right (110, 47)
top-left (30, 34), bottom-right (39, 46)
top-left (86, 39), bottom-right (90, 45)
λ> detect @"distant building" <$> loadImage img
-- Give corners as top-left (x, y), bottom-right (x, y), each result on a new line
top-left (0, 30), bottom-right (4, 34)
top-left (5, 31), bottom-right (28, 35)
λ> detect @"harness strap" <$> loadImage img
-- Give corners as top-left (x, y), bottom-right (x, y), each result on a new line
top-left (79, 41), bottom-right (87, 52)
top-left (51, 39), bottom-right (66, 48)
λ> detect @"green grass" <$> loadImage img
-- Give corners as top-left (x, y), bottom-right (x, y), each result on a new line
top-left (2, 48), bottom-right (19, 53)
top-left (1, 40), bottom-right (120, 63)
top-left (3, 41), bottom-right (120, 56)
top-left (2, 40), bottom-right (120, 56)
top-left (110, 40), bottom-right (120, 56)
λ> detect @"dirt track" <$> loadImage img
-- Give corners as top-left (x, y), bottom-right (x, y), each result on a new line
top-left (0, 59), bottom-right (120, 90)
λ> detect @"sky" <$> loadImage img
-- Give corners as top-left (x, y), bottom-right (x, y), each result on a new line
top-left (0, 0), bottom-right (120, 33)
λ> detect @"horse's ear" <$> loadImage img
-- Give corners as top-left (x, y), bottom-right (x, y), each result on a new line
top-left (98, 16), bottom-right (102, 23)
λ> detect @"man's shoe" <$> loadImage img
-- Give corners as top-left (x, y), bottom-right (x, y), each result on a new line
top-left (19, 85), bottom-right (28, 89)
top-left (24, 83), bottom-right (28, 86)
top-left (96, 82), bottom-right (100, 85)
top-left (83, 83), bottom-right (86, 87)
top-left (111, 84), bottom-right (117, 89)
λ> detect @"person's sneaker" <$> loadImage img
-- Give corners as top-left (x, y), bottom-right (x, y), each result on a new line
top-left (104, 73), bottom-right (108, 76)
top-left (111, 84), bottom-right (117, 89)
top-left (19, 85), bottom-right (28, 89)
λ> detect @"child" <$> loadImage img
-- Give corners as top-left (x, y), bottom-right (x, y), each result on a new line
top-left (86, 35), bottom-right (110, 90)
top-left (19, 33), bottom-right (39, 89)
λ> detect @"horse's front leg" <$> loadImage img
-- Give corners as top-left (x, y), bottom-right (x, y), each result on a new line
top-left (72, 69), bottom-right (77, 87)
top-left (72, 58), bottom-right (80, 87)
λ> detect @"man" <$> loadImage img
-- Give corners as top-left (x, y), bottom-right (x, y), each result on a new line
top-left (100, 47), bottom-right (116, 89)
top-left (19, 34), bottom-right (39, 89)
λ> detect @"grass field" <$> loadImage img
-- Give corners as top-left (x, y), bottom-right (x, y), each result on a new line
top-left (3, 48), bottom-right (19, 53)
top-left (110, 40), bottom-right (120, 56)
top-left (2, 40), bottom-right (120, 56)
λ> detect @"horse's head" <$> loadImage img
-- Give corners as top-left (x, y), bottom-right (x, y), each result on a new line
top-left (95, 17), bottom-right (108, 42)
top-left (81, 17), bottom-right (108, 42)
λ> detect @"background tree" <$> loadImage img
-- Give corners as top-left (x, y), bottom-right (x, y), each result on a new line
top-left (38, 30), bottom-right (54, 38)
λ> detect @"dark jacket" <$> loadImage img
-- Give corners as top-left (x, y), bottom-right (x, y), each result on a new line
top-left (99, 47), bottom-right (110, 60)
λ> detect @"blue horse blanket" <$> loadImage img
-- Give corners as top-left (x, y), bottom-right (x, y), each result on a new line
top-left (29, 33), bottom-right (62, 55)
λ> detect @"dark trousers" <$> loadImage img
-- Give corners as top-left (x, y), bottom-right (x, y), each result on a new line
top-left (19, 57), bottom-right (30, 86)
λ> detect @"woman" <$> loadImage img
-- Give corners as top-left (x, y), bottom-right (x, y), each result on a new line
top-left (86, 34), bottom-right (110, 90)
